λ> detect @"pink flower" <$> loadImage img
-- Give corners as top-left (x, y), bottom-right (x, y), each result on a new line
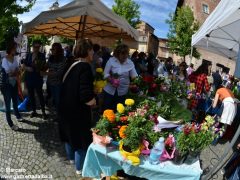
top-left (153, 125), bottom-right (161, 132)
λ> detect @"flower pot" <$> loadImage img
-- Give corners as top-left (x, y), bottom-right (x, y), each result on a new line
top-left (172, 151), bottom-right (187, 165)
top-left (185, 152), bottom-right (199, 165)
top-left (119, 141), bottom-right (141, 166)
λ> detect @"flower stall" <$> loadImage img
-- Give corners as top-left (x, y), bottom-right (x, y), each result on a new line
top-left (83, 75), bottom-right (220, 179)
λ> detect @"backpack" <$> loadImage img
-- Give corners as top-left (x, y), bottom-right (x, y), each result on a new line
top-left (0, 64), bottom-right (8, 89)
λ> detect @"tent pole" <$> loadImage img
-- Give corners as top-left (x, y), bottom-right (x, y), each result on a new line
top-left (80, 15), bottom-right (87, 39)
top-left (190, 46), bottom-right (193, 65)
top-left (76, 16), bottom-right (83, 40)
top-left (234, 44), bottom-right (240, 78)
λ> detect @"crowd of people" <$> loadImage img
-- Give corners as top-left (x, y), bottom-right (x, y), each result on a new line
top-left (0, 38), bottom-right (240, 175)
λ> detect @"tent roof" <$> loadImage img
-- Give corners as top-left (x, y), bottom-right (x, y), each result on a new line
top-left (191, 0), bottom-right (240, 60)
top-left (22, 0), bottom-right (139, 42)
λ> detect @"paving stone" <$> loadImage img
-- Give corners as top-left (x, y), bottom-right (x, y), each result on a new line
top-left (0, 111), bottom-right (79, 179)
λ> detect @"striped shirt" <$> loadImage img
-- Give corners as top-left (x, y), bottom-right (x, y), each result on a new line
top-left (47, 56), bottom-right (66, 85)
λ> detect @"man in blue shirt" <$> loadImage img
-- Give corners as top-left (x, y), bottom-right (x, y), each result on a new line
top-left (23, 40), bottom-right (47, 119)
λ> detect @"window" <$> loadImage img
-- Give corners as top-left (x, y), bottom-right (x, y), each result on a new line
top-left (202, 4), bottom-right (209, 14)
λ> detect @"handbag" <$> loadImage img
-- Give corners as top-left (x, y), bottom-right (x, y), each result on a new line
top-left (0, 65), bottom-right (8, 89)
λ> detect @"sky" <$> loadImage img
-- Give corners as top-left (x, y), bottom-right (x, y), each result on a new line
top-left (17, 0), bottom-right (178, 38)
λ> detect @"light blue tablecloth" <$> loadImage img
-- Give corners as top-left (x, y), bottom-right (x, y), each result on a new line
top-left (82, 143), bottom-right (202, 180)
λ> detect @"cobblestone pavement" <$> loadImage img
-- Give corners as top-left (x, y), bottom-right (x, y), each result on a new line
top-left (0, 108), bottom-right (84, 180)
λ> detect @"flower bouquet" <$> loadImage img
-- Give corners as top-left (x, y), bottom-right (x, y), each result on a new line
top-left (110, 72), bottom-right (120, 88)
top-left (94, 68), bottom-right (107, 94)
top-left (93, 99), bottom-right (135, 144)
top-left (202, 115), bottom-right (225, 145)
top-left (176, 122), bottom-right (214, 164)
top-left (160, 134), bottom-right (176, 161)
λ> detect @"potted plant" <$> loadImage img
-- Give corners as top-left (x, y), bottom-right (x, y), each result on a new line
top-left (176, 123), bottom-right (214, 164)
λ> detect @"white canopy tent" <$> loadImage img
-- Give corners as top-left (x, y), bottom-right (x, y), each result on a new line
top-left (192, 1), bottom-right (240, 179)
top-left (191, 0), bottom-right (240, 78)
top-left (22, 0), bottom-right (139, 48)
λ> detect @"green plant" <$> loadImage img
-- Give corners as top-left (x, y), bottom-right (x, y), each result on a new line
top-left (123, 115), bottom-right (154, 151)
top-left (176, 123), bottom-right (214, 155)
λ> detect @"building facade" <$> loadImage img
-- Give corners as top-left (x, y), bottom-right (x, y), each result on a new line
top-left (176, 0), bottom-right (236, 74)
top-left (137, 21), bottom-right (159, 56)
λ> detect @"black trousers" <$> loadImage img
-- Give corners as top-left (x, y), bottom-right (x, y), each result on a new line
top-left (27, 84), bottom-right (45, 113)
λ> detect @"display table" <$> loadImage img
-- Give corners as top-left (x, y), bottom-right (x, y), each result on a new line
top-left (82, 143), bottom-right (202, 180)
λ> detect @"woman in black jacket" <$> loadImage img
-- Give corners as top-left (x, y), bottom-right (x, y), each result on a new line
top-left (58, 39), bottom-right (96, 175)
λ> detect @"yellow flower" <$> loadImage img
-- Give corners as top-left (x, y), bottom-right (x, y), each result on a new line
top-left (117, 103), bottom-right (125, 114)
top-left (125, 99), bottom-right (135, 106)
top-left (95, 80), bottom-right (106, 88)
top-left (96, 68), bottom-right (103, 73)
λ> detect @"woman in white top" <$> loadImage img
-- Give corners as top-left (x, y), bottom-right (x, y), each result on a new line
top-left (1, 42), bottom-right (23, 130)
top-left (103, 44), bottom-right (138, 111)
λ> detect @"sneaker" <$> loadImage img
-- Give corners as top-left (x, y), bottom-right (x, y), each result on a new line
top-left (17, 117), bottom-right (24, 122)
top-left (11, 125), bottom-right (19, 131)
top-left (76, 170), bottom-right (82, 175)
top-left (30, 112), bottom-right (38, 118)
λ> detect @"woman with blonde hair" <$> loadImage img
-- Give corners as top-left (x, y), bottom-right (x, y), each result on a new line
top-left (103, 44), bottom-right (138, 111)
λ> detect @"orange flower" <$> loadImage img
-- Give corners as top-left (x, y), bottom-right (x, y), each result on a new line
top-left (103, 110), bottom-right (116, 123)
top-left (119, 125), bottom-right (128, 139)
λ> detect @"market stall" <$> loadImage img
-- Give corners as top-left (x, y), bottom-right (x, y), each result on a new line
top-left (83, 75), bottom-right (222, 180)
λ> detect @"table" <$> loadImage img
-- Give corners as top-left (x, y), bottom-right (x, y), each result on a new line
top-left (82, 143), bottom-right (202, 180)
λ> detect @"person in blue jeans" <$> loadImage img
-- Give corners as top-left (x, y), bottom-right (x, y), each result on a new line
top-left (1, 42), bottom-right (23, 130)
top-left (45, 43), bottom-right (66, 121)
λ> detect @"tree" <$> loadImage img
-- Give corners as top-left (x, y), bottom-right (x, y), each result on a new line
top-left (166, 6), bottom-right (200, 60)
top-left (59, 37), bottom-right (75, 46)
top-left (0, 0), bottom-right (35, 50)
top-left (112, 0), bottom-right (141, 28)
top-left (28, 35), bottom-right (51, 46)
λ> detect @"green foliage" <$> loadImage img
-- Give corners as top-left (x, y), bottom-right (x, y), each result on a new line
top-left (112, 0), bottom-right (141, 28)
top-left (28, 35), bottom-right (51, 46)
top-left (166, 6), bottom-right (200, 60)
top-left (176, 126), bottom-right (214, 155)
top-left (59, 37), bottom-right (75, 45)
top-left (94, 117), bottom-right (111, 136)
top-left (123, 115), bottom-right (154, 151)
top-left (0, 0), bottom-right (35, 49)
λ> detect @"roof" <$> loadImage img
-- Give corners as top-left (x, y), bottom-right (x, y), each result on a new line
top-left (140, 21), bottom-right (155, 31)
top-left (22, 0), bottom-right (139, 43)
top-left (158, 38), bottom-right (168, 41)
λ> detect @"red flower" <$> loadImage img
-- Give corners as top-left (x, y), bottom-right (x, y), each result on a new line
top-left (183, 124), bottom-right (191, 135)
top-left (120, 116), bottom-right (128, 122)
top-left (143, 75), bottom-right (154, 83)
top-left (151, 83), bottom-right (157, 89)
